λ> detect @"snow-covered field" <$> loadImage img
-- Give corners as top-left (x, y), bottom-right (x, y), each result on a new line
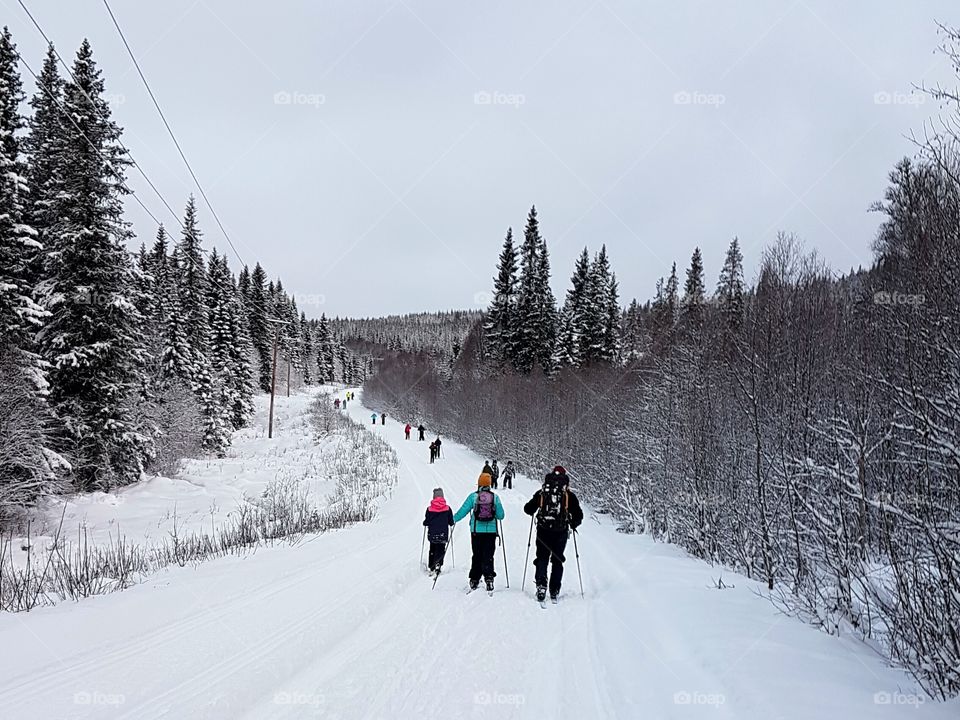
top-left (14, 391), bottom-right (336, 563)
top-left (0, 390), bottom-right (955, 719)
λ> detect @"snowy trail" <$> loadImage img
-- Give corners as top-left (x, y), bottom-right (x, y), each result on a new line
top-left (0, 390), bottom-right (954, 719)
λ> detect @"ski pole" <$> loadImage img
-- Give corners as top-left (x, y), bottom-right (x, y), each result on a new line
top-left (573, 529), bottom-right (584, 599)
top-left (498, 519), bottom-right (509, 588)
top-left (450, 526), bottom-right (455, 568)
top-left (420, 526), bottom-right (426, 568)
top-left (521, 514), bottom-right (534, 591)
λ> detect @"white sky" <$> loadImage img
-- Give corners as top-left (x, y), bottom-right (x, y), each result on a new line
top-left (6, 0), bottom-right (957, 317)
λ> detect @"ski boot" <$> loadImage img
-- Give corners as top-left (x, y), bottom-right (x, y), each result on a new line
top-left (536, 586), bottom-right (547, 603)
top-left (485, 578), bottom-right (495, 593)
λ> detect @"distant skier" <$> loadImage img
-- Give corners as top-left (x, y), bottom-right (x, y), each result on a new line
top-left (381, 412), bottom-right (387, 426)
top-left (334, 398), bottom-right (341, 410)
top-left (423, 488), bottom-right (454, 576)
top-left (418, 424), bottom-right (426, 441)
top-left (405, 423), bottom-right (412, 440)
top-left (371, 412), bottom-right (378, 425)
top-left (523, 466), bottom-right (583, 603)
top-left (434, 437), bottom-right (442, 459)
top-left (482, 461), bottom-right (493, 476)
top-left (453, 473), bottom-right (505, 592)
top-left (491, 460), bottom-right (500, 489)
top-left (429, 440), bottom-right (438, 464)
top-left (502, 461), bottom-right (515, 490)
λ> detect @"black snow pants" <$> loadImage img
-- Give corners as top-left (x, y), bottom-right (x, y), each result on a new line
top-left (469, 533), bottom-right (497, 585)
top-left (428, 542), bottom-right (447, 572)
top-left (534, 527), bottom-right (568, 595)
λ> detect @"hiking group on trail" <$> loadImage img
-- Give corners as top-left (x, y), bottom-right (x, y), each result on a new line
top-left (419, 459), bottom-right (584, 603)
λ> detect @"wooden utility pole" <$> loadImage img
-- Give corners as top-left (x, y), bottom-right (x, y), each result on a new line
top-left (268, 329), bottom-right (279, 439)
top-left (265, 317), bottom-right (293, 440)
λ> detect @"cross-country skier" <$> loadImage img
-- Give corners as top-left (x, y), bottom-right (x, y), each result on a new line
top-left (491, 460), bottom-right (500, 489)
top-left (434, 437), bottom-right (442, 459)
top-left (405, 423), bottom-right (412, 440)
top-left (371, 412), bottom-right (378, 425)
top-left (453, 473), bottom-right (505, 592)
top-left (502, 461), bottom-right (515, 489)
top-left (523, 466), bottom-right (583, 603)
top-left (423, 488), bottom-right (454, 576)
top-left (334, 398), bottom-right (341, 410)
top-left (418, 424), bottom-right (426, 441)
top-left (429, 440), bottom-right (438, 463)
top-left (482, 461), bottom-right (493, 477)
top-left (381, 412), bottom-right (386, 425)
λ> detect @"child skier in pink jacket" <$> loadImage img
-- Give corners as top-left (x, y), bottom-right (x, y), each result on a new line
top-left (423, 488), bottom-right (455, 576)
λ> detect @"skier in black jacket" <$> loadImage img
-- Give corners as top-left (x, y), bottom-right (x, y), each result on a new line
top-left (523, 466), bottom-right (584, 602)
top-left (423, 488), bottom-right (455, 575)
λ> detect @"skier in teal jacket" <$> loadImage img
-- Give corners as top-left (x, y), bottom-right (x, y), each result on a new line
top-left (453, 473), bottom-right (504, 591)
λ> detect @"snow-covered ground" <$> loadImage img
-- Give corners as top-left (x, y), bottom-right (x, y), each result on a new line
top-left (0, 390), bottom-right (955, 719)
top-left (14, 391), bottom-right (336, 562)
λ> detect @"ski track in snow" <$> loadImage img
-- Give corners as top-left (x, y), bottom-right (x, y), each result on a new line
top-left (0, 390), bottom-right (957, 719)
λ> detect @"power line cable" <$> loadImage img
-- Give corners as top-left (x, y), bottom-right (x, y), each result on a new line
top-left (102, 0), bottom-right (245, 266)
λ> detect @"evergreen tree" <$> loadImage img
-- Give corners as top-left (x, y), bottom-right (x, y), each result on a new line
top-left (716, 237), bottom-right (745, 333)
top-left (682, 247), bottom-right (706, 327)
top-left (513, 206), bottom-right (557, 374)
top-left (174, 195), bottom-right (208, 359)
top-left (300, 311), bottom-right (313, 385)
top-left (484, 227), bottom-right (518, 367)
top-left (562, 247), bottom-right (592, 367)
top-left (248, 263), bottom-right (271, 392)
top-left (37, 39), bottom-right (149, 489)
top-left (0, 27), bottom-right (61, 509)
top-left (23, 43), bottom-right (62, 288)
top-left (315, 314), bottom-right (335, 383)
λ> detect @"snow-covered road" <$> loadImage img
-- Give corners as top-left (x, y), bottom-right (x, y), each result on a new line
top-left (0, 390), bottom-right (954, 719)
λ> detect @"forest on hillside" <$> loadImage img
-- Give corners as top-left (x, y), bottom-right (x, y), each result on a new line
top-left (365, 29), bottom-right (960, 699)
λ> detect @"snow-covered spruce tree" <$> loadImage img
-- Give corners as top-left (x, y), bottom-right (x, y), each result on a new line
top-left (247, 263), bottom-right (272, 392)
top-left (0, 27), bottom-right (64, 515)
top-left (315, 313), bottom-right (335, 383)
top-left (483, 227), bottom-right (518, 368)
top-left (207, 252), bottom-right (253, 429)
top-left (581, 246), bottom-right (620, 364)
top-left (716, 237), bottom-right (745, 334)
top-left (512, 206), bottom-right (557, 375)
top-left (22, 43), bottom-right (62, 289)
top-left (682, 246), bottom-right (706, 329)
top-left (174, 195), bottom-right (208, 356)
top-left (37, 39), bottom-right (150, 490)
top-left (300, 311), bottom-right (313, 385)
top-left (561, 247), bottom-right (591, 367)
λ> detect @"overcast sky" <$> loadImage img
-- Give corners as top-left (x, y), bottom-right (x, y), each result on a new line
top-left (6, 1), bottom-right (956, 317)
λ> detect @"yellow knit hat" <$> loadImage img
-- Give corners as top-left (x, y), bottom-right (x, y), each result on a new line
top-left (478, 473), bottom-right (492, 488)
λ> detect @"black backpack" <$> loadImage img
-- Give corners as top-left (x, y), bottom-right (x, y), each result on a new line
top-left (538, 475), bottom-right (569, 530)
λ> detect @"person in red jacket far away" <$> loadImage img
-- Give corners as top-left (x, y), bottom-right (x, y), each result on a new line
top-left (405, 423), bottom-right (412, 440)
